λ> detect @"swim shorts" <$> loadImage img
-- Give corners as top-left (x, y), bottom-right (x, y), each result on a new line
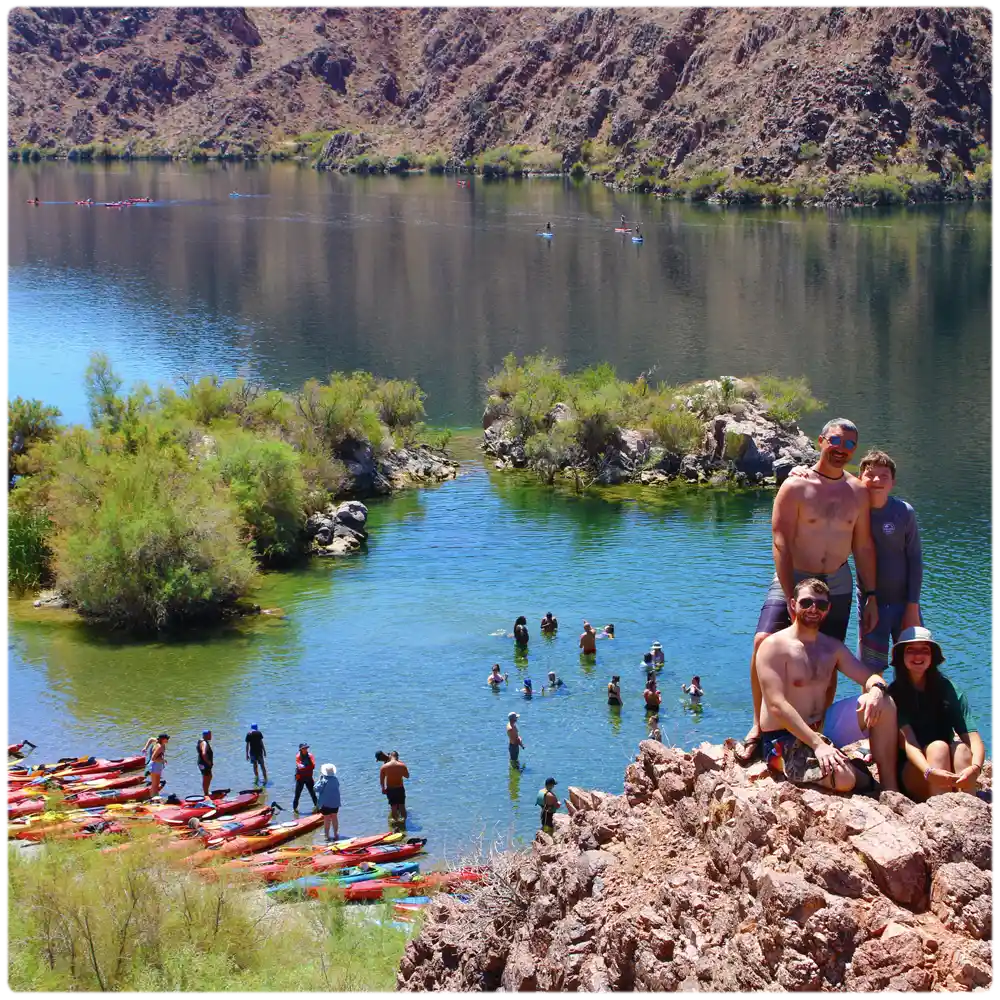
top-left (508, 743), bottom-right (520, 763)
top-left (385, 786), bottom-right (406, 807)
top-left (857, 600), bottom-right (913, 670)
top-left (756, 563), bottom-right (853, 641)
top-left (320, 806), bottom-right (339, 816)
top-left (540, 807), bottom-right (555, 829)
top-left (149, 761), bottom-right (164, 775)
top-left (761, 729), bottom-right (828, 785)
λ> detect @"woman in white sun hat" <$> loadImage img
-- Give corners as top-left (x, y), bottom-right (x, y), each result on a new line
top-left (888, 626), bottom-right (985, 801)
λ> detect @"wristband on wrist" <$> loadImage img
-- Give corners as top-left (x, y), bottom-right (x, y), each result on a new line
top-left (924, 766), bottom-right (933, 781)
top-left (863, 590), bottom-right (876, 599)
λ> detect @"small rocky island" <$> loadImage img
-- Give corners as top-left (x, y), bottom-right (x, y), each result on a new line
top-left (9, 359), bottom-right (457, 632)
top-left (398, 741), bottom-right (992, 991)
top-left (482, 360), bottom-right (820, 488)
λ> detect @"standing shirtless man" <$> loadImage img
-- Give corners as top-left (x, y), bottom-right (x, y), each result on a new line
top-left (735, 418), bottom-right (878, 763)
top-left (379, 750), bottom-right (410, 826)
top-left (757, 578), bottom-right (899, 792)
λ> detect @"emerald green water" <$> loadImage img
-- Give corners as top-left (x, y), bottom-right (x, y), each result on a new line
top-left (8, 164), bottom-right (991, 856)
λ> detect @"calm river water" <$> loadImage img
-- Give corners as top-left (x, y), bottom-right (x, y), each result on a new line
top-left (8, 163), bottom-right (991, 858)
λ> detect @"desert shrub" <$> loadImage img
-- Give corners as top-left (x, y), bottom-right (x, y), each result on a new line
top-left (525, 422), bottom-right (578, 483)
top-left (213, 433), bottom-right (307, 562)
top-left (50, 449), bottom-right (257, 631)
top-left (84, 351), bottom-right (125, 429)
top-left (8, 396), bottom-right (61, 484)
top-left (648, 403), bottom-right (705, 455)
top-left (847, 172), bottom-right (910, 205)
top-left (295, 374), bottom-right (385, 454)
top-left (677, 169), bottom-right (728, 200)
top-left (972, 161), bottom-right (991, 197)
top-left (373, 379), bottom-right (426, 429)
top-left (569, 160), bottom-right (587, 179)
top-left (8, 837), bottom-right (406, 991)
top-left (971, 143), bottom-right (990, 165)
top-left (753, 375), bottom-right (823, 426)
top-left (798, 140), bottom-right (823, 161)
top-left (8, 503), bottom-right (53, 594)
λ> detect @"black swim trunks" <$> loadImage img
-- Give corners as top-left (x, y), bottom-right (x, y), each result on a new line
top-left (320, 806), bottom-right (339, 816)
top-left (756, 564), bottom-right (853, 641)
top-left (385, 786), bottom-right (406, 807)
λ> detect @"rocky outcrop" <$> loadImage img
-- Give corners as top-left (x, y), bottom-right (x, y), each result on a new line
top-left (307, 500), bottom-right (369, 557)
top-left (7, 8), bottom-right (991, 197)
top-left (484, 377), bottom-right (818, 488)
top-left (399, 742), bottom-right (992, 992)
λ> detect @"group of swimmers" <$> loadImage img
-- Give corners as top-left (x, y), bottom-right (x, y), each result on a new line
top-left (728, 421), bottom-right (986, 802)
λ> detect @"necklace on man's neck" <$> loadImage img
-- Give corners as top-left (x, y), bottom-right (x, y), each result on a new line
top-left (813, 467), bottom-right (844, 481)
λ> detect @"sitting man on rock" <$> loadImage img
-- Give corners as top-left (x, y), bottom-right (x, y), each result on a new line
top-left (756, 577), bottom-right (899, 794)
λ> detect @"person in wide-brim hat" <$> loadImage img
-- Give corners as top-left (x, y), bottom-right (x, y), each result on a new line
top-left (888, 626), bottom-right (985, 803)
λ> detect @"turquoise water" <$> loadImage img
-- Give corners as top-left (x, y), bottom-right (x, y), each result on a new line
top-left (7, 164), bottom-right (991, 857)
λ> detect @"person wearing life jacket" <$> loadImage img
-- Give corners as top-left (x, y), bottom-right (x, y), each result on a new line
top-left (196, 730), bottom-right (213, 796)
top-left (293, 742), bottom-right (318, 812)
top-left (536, 777), bottom-right (560, 832)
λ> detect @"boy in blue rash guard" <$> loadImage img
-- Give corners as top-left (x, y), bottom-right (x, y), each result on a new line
top-left (825, 450), bottom-right (923, 746)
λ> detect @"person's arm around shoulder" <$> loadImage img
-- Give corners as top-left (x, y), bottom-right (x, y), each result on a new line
top-left (832, 641), bottom-right (891, 728)
top-left (901, 502), bottom-right (923, 630)
top-left (850, 482), bottom-right (879, 634)
top-left (771, 478), bottom-right (801, 600)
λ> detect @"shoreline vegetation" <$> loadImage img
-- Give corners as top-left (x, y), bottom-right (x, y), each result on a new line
top-left (8, 835), bottom-right (407, 990)
top-left (481, 356), bottom-right (821, 490)
top-left (7, 354), bottom-right (455, 632)
top-left (10, 138), bottom-right (991, 208)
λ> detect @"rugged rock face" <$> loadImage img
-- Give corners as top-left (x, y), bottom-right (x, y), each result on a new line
top-left (307, 500), bottom-right (369, 557)
top-left (398, 742), bottom-right (992, 991)
top-left (8, 7), bottom-right (991, 189)
top-left (483, 377), bottom-right (818, 488)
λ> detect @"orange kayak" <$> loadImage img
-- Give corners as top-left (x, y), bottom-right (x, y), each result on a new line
top-left (182, 814), bottom-right (324, 867)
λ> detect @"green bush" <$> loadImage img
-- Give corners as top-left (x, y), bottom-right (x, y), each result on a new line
top-left (677, 169), bottom-right (728, 200)
top-left (373, 379), bottom-right (426, 430)
top-left (8, 503), bottom-right (53, 594)
top-left (296, 374), bottom-right (385, 454)
top-left (213, 434), bottom-right (307, 562)
top-left (8, 396), bottom-right (61, 484)
top-left (753, 375), bottom-right (823, 426)
top-left (972, 161), bottom-right (991, 197)
top-left (971, 143), bottom-right (990, 164)
top-left (51, 450), bottom-right (257, 631)
top-left (570, 161), bottom-right (587, 179)
top-left (8, 837), bottom-right (406, 991)
top-left (649, 404), bottom-right (704, 455)
top-left (848, 172), bottom-right (910, 205)
top-left (798, 141), bottom-right (823, 162)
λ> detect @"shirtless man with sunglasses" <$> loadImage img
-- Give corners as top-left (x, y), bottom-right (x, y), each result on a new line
top-left (735, 418), bottom-right (878, 763)
top-left (756, 577), bottom-right (899, 792)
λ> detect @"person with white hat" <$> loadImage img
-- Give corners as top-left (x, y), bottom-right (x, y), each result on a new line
top-left (889, 627), bottom-right (985, 801)
top-left (506, 712), bottom-right (524, 767)
top-left (650, 641), bottom-right (664, 666)
top-left (316, 763), bottom-right (341, 841)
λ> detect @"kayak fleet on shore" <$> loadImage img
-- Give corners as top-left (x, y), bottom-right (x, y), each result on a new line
top-left (8, 742), bottom-right (482, 918)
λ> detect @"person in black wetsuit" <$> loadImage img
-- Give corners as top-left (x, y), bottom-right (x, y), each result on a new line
top-left (513, 616), bottom-right (529, 647)
top-left (245, 724), bottom-right (267, 784)
top-left (196, 730), bottom-right (213, 797)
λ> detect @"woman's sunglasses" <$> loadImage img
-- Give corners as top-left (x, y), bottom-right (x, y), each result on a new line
top-left (796, 597), bottom-right (830, 611)
top-left (824, 434), bottom-right (857, 451)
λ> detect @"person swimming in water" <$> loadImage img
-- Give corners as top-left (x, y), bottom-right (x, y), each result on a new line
top-left (487, 664), bottom-right (508, 687)
top-left (546, 671), bottom-right (566, 692)
top-left (651, 641), bottom-right (664, 666)
top-left (600, 623), bottom-right (615, 639)
top-left (520, 678), bottom-right (533, 698)
top-left (682, 675), bottom-right (704, 698)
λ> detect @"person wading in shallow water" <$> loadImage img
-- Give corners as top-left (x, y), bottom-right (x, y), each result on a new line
top-left (245, 723), bottom-right (267, 784)
top-left (513, 616), bottom-right (529, 647)
top-left (380, 750), bottom-right (410, 826)
top-left (293, 743), bottom-right (318, 812)
top-left (540, 612), bottom-right (558, 634)
top-left (735, 418), bottom-right (878, 765)
top-left (536, 777), bottom-right (560, 832)
top-left (507, 713), bottom-right (525, 767)
top-left (196, 730), bottom-right (213, 797)
top-left (607, 675), bottom-right (622, 706)
top-left (579, 622), bottom-right (597, 655)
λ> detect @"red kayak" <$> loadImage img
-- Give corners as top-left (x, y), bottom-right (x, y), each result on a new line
top-left (158, 805), bottom-right (278, 852)
top-left (55, 772), bottom-right (147, 793)
top-left (65, 783), bottom-right (154, 808)
top-left (9, 797), bottom-right (46, 819)
top-left (239, 838), bottom-right (427, 882)
top-left (342, 867), bottom-right (485, 901)
top-left (153, 790), bottom-right (261, 826)
top-left (182, 814), bottom-right (324, 867)
top-left (12, 755), bottom-right (145, 782)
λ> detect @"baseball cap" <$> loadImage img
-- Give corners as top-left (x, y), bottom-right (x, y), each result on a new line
top-left (201, 730), bottom-right (211, 738)
top-left (299, 742), bottom-right (310, 749)
top-left (158, 733), bottom-right (170, 740)
top-left (544, 777), bottom-right (557, 786)
top-left (250, 723), bottom-right (258, 731)
top-left (508, 712), bottom-right (519, 720)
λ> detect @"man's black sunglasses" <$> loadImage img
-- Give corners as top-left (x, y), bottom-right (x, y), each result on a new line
top-left (796, 597), bottom-right (830, 611)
